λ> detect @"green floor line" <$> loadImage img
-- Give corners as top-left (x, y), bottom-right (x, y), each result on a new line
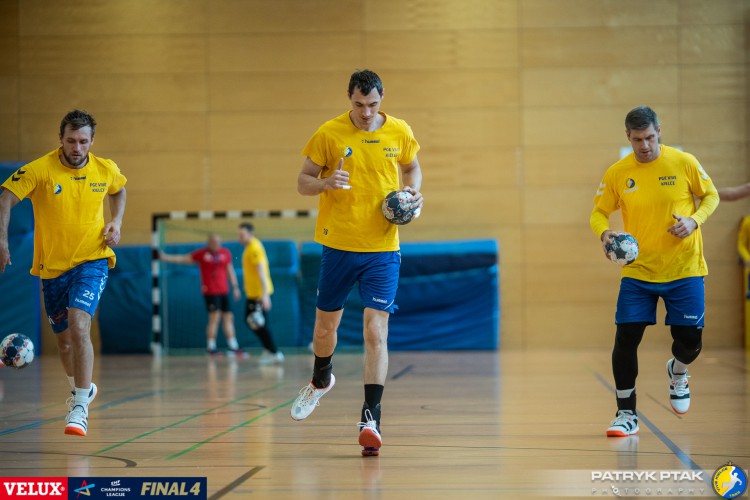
top-left (93, 381), bottom-right (286, 455)
top-left (165, 399), bottom-right (293, 461)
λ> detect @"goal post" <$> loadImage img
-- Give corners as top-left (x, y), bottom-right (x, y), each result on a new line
top-left (150, 209), bottom-right (316, 354)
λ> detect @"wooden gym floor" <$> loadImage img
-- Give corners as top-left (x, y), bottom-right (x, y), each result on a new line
top-left (0, 347), bottom-right (747, 499)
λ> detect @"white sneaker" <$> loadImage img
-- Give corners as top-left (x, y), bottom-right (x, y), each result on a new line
top-left (358, 407), bottom-right (382, 456)
top-left (65, 404), bottom-right (89, 436)
top-left (667, 358), bottom-right (690, 414)
top-left (259, 350), bottom-right (285, 365)
top-left (290, 374), bottom-right (335, 421)
top-left (66, 383), bottom-right (98, 412)
top-left (606, 410), bottom-right (639, 437)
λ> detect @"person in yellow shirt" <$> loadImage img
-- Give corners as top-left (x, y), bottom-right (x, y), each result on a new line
top-left (0, 110), bottom-right (127, 437)
top-left (238, 223), bottom-right (283, 364)
top-left (290, 69), bottom-right (424, 457)
top-left (590, 106), bottom-right (719, 437)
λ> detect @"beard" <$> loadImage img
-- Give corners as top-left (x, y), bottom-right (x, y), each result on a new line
top-left (62, 150), bottom-right (87, 167)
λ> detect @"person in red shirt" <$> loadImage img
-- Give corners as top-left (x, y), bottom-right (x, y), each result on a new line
top-left (160, 234), bottom-right (244, 356)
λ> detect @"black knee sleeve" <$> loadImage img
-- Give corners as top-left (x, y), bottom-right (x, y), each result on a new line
top-left (670, 325), bottom-right (703, 364)
top-left (612, 322), bottom-right (647, 391)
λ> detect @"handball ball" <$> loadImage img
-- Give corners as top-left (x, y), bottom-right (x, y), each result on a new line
top-left (382, 190), bottom-right (417, 225)
top-left (1, 333), bottom-right (35, 369)
top-left (605, 233), bottom-right (639, 266)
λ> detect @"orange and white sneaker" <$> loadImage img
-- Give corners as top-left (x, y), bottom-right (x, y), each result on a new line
top-left (606, 410), bottom-right (639, 437)
top-left (358, 405), bottom-right (382, 456)
top-left (667, 358), bottom-right (690, 414)
top-left (65, 404), bottom-right (89, 436)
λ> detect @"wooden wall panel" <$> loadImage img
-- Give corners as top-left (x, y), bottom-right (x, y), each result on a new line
top-left (522, 67), bottom-right (678, 107)
top-left (525, 263), bottom-right (619, 303)
top-left (386, 70), bottom-right (519, 109)
top-left (20, 75), bottom-right (207, 113)
top-left (422, 147), bottom-right (519, 188)
top-left (209, 72), bottom-right (344, 112)
top-left (18, 0), bottom-right (207, 35)
top-left (209, 111), bottom-right (326, 152)
top-left (680, 65), bottom-right (746, 104)
top-left (522, 28), bottom-right (678, 67)
top-left (365, 0), bottom-right (518, 31)
top-left (523, 304), bottom-right (617, 350)
top-left (680, 26), bottom-right (746, 65)
top-left (0, 77), bottom-right (18, 114)
top-left (524, 146), bottom-right (621, 187)
top-left (0, 114), bottom-right (19, 160)
top-left (18, 112), bottom-right (208, 157)
top-left (209, 34), bottom-right (362, 73)
top-left (20, 36), bottom-right (207, 75)
top-left (521, 0), bottom-right (678, 28)
top-left (681, 104), bottom-right (746, 144)
top-left (0, 1), bottom-right (18, 35)
top-left (523, 106), bottom-right (682, 146)
top-left (679, 0), bottom-right (748, 25)
top-left (365, 31), bottom-right (519, 70)
top-left (209, 0), bottom-right (361, 33)
top-left (0, 37), bottom-right (18, 75)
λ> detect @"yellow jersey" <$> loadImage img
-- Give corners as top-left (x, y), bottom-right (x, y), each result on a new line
top-left (241, 237), bottom-right (274, 298)
top-left (1, 148), bottom-right (127, 279)
top-left (302, 111), bottom-right (420, 252)
top-left (590, 145), bottom-right (719, 282)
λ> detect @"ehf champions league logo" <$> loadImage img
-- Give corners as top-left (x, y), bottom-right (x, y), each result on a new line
top-left (341, 146), bottom-right (352, 157)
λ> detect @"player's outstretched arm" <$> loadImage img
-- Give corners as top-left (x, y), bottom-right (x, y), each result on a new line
top-left (104, 187), bottom-right (126, 247)
top-left (159, 251), bottom-right (193, 264)
top-left (0, 188), bottom-right (21, 273)
top-left (718, 182), bottom-right (750, 202)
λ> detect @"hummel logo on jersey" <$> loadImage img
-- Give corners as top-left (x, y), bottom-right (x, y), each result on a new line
top-left (11, 168), bottom-right (26, 182)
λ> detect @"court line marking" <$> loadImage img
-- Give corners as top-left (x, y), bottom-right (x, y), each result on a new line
top-left (166, 364), bottom-right (365, 460)
top-left (0, 390), bottom-right (165, 437)
top-left (390, 364), bottom-right (414, 380)
top-left (93, 382), bottom-right (286, 456)
top-left (208, 466), bottom-right (265, 499)
top-left (166, 400), bottom-right (292, 460)
top-left (593, 371), bottom-right (703, 471)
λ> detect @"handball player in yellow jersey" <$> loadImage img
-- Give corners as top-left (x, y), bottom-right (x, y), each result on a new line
top-left (290, 69), bottom-right (424, 456)
top-left (0, 110), bottom-right (127, 437)
top-left (590, 106), bottom-right (719, 437)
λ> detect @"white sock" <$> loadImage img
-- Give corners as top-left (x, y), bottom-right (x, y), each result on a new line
top-left (207, 339), bottom-right (217, 350)
top-left (67, 376), bottom-right (76, 391)
top-left (672, 358), bottom-right (689, 375)
top-left (616, 388), bottom-right (635, 399)
top-left (227, 337), bottom-right (239, 350)
top-left (74, 386), bottom-right (91, 406)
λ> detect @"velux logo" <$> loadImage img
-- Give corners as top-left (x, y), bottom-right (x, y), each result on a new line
top-left (0, 478), bottom-right (66, 498)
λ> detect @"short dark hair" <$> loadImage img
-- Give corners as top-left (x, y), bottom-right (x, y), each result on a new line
top-left (239, 222), bottom-right (255, 232)
top-left (60, 109), bottom-right (96, 138)
top-left (348, 69), bottom-right (383, 98)
top-left (625, 106), bottom-right (659, 132)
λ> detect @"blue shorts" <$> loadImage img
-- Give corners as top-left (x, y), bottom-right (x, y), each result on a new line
top-left (42, 259), bottom-right (109, 334)
top-left (316, 246), bottom-right (401, 313)
top-left (615, 277), bottom-right (705, 327)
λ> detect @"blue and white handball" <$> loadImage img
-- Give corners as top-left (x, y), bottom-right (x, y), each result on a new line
top-left (382, 190), bottom-right (418, 225)
top-left (605, 233), bottom-right (639, 266)
top-left (1, 333), bottom-right (35, 369)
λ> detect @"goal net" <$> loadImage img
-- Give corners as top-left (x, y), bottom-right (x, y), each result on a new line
top-left (152, 210), bottom-right (316, 354)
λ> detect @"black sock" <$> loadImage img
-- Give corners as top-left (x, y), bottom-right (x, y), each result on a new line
top-left (312, 355), bottom-right (332, 388)
top-left (616, 390), bottom-right (637, 413)
top-left (364, 384), bottom-right (384, 409)
top-left (362, 384), bottom-right (384, 430)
